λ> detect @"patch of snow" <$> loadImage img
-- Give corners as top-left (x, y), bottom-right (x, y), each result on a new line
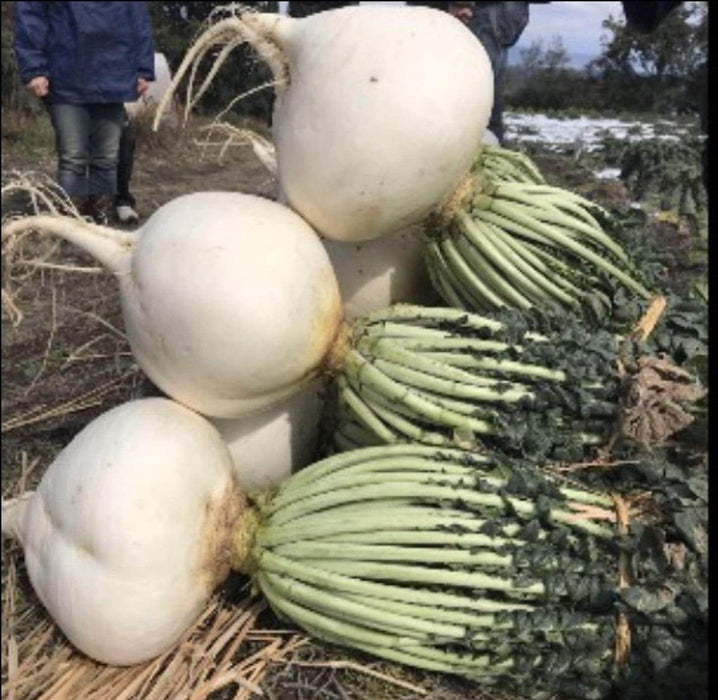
top-left (594, 167), bottom-right (621, 180)
top-left (504, 112), bottom-right (684, 152)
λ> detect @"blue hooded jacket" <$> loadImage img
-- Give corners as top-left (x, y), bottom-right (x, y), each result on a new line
top-left (14, 2), bottom-right (155, 104)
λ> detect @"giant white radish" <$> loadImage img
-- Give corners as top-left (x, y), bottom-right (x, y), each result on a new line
top-left (211, 378), bottom-right (326, 491)
top-left (2, 192), bottom-right (342, 418)
top-left (156, 5), bottom-right (651, 316)
top-left (155, 4), bottom-right (494, 243)
top-left (1, 398), bottom-right (243, 665)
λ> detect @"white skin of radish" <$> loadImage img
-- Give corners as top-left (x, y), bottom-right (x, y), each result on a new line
top-left (211, 378), bottom-right (325, 492)
top-left (2, 194), bottom-right (342, 419)
top-left (117, 192), bottom-right (342, 418)
top-left (14, 399), bottom-right (238, 665)
top-left (125, 53), bottom-right (174, 122)
top-left (247, 6), bottom-right (494, 242)
top-left (322, 225), bottom-right (440, 319)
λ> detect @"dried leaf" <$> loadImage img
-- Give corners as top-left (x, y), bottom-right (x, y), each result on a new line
top-left (617, 354), bottom-right (706, 447)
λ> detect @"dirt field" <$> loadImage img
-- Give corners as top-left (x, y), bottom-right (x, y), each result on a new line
top-left (1, 109), bottom-right (707, 700)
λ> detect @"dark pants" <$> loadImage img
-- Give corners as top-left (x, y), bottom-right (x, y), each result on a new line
top-left (47, 102), bottom-right (125, 198)
top-left (472, 31), bottom-right (508, 144)
top-left (488, 48), bottom-right (508, 143)
top-left (116, 110), bottom-right (136, 208)
top-left (467, 2), bottom-right (530, 146)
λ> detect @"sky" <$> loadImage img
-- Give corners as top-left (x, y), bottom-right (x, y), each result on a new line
top-left (511, 2), bottom-right (624, 67)
top-left (276, 1), bottom-right (625, 68)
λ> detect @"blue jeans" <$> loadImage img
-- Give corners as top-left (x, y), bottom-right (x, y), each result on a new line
top-left (47, 102), bottom-right (125, 198)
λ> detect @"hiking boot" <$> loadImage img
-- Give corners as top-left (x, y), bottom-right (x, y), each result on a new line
top-left (115, 203), bottom-right (139, 225)
top-left (87, 195), bottom-right (115, 226)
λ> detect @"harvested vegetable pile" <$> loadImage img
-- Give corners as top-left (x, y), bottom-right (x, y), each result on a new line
top-left (0, 4), bottom-right (708, 700)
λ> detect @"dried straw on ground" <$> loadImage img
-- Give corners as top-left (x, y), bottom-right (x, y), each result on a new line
top-left (2, 585), bottom-right (310, 700)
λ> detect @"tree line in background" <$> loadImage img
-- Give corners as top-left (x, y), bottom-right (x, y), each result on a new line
top-left (1, 1), bottom-right (707, 121)
top-left (505, 2), bottom-right (707, 118)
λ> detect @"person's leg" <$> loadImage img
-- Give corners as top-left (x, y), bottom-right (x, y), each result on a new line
top-left (489, 49), bottom-right (508, 145)
top-left (47, 103), bottom-right (90, 206)
top-left (471, 27), bottom-right (505, 145)
top-left (87, 103), bottom-right (125, 224)
top-left (115, 109), bottom-right (137, 209)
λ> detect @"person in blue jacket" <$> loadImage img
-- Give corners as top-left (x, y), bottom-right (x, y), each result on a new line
top-left (14, 2), bottom-right (155, 224)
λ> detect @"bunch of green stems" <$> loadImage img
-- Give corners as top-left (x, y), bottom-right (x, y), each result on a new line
top-left (425, 151), bottom-right (652, 315)
top-left (334, 305), bottom-right (619, 460)
top-left (245, 443), bottom-right (653, 699)
top-left (474, 145), bottom-right (546, 185)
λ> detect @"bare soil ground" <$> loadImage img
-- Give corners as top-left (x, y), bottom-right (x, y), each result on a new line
top-left (0, 109), bottom-right (706, 700)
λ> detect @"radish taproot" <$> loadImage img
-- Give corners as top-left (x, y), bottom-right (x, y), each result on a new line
top-left (155, 4), bottom-right (494, 242)
top-left (2, 192), bottom-right (343, 418)
top-left (1, 398), bottom-right (243, 666)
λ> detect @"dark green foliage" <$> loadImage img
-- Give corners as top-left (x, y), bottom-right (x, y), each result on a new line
top-left (575, 205), bottom-right (708, 383)
top-left (570, 445), bottom-right (707, 699)
top-left (603, 136), bottom-right (707, 215)
top-left (494, 197), bottom-right (707, 390)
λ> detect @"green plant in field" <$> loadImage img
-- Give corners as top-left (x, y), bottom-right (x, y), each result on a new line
top-left (607, 138), bottom-right (706, 220)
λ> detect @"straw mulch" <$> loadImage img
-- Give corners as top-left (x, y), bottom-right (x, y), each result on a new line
top-left (2, 593), bottom-right (308, 700)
